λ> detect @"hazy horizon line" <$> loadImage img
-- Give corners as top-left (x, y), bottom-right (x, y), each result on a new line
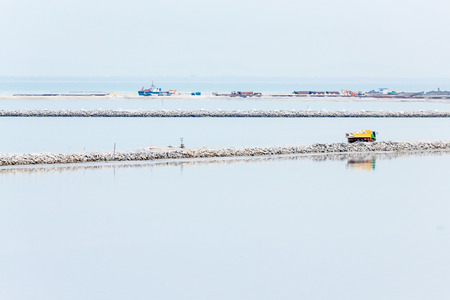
top-left (1, 76), bottom-right (450, 82)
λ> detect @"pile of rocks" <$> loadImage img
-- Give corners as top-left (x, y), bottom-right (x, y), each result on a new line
top-left (1, 141), bottom-right (449, 166)
top-left (0, 109), bottom-right (449, 118)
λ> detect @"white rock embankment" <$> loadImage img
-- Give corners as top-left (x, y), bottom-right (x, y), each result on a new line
top-left (1, 141), bottom-right (449, 166)
top-left (0, 110), bottom-right (449, 118)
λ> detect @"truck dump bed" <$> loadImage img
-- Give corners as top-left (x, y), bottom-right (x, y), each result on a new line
top-left (345, 130), bottom-right (377, 143)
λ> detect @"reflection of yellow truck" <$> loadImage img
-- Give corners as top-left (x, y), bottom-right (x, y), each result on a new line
top-left (347, 159), bottom-right (376, 171)
top-left (345, 130), bottom-right (377, 143)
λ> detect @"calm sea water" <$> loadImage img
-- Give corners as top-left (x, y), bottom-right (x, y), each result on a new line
top-left (0, 98), bottom-right (449, 112)
top-left (0, 117), bottom-right (448, 153)
top-left (1, 152), bottom-right (449, 299)
top-left (1, 82), bottom-right (449, 299)
top-left (1, 77), bottom-right (450, 94)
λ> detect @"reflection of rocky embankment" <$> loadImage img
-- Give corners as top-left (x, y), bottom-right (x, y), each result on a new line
top-left (1, 144), bottom-right (449, 174)
top-left (0, 109), bottom-right (450, 118)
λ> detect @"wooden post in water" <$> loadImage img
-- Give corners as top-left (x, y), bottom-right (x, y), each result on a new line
top-left (180, 137), bottom-right (185, 149)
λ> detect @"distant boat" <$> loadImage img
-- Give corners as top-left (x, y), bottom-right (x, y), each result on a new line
top-left (138, 81), bottom-right (176, 96)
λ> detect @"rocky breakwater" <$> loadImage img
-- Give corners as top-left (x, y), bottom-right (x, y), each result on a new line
top-left (1, 109), bottom-right (450, 118)
top-left (1, 141), bottom-right (449, 167)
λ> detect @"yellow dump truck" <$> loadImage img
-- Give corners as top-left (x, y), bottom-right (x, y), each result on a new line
top-left (345, 130), bottom-right (377, 143)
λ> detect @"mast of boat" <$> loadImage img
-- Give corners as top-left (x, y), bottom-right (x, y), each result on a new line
top-left (151, 80), bottom-right (158, 93)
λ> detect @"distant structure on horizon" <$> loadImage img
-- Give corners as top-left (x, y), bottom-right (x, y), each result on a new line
top-left (426, 88), bottom-right (450, 95)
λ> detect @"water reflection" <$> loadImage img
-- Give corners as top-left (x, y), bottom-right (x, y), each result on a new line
top-left (0, 150), bottom-right (449, 175)
top-left (1, 147), bottom-right (449, 300)
top-left (347, 156), bottom-right (376, 171)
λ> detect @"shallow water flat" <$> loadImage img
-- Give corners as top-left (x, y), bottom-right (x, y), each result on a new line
top-left (0, 117), bottom-right (448, 153)
top-left (0, 152), bottom-right (449, 300)
top-left (0, 98), bottom-right (449, 111)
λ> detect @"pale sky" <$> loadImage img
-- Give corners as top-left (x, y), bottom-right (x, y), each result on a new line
top-left (1, 0), bottom-right (450, 78)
